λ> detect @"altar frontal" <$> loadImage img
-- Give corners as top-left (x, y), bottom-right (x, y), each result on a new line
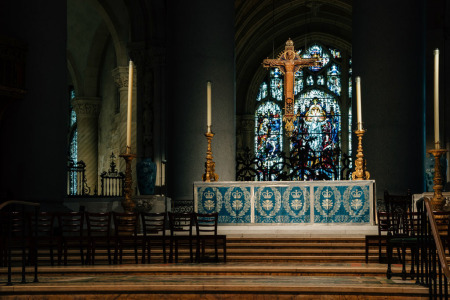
top-left (194, 180), bottom-right (375, 225)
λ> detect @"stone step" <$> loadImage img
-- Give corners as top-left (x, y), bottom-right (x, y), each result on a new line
top-left (0, 264), bottom-right (428, 299)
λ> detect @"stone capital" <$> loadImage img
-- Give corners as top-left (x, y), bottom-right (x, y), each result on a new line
top-left (71, 97), bottom-right (101, 117)
top-left (112, 66), bottom-right (136, 89)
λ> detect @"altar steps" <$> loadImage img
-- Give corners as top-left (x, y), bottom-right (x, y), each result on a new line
top-left (1, 263), bottom-right (428, 299)
top-left (13, 236), bottom-right (410, 265)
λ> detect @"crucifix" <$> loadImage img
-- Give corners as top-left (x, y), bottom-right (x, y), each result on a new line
top-left (262, 39), bottom-right (321, 136)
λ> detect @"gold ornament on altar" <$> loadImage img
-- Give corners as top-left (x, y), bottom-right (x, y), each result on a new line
top-left (262, 39), bottom-right (321, 137)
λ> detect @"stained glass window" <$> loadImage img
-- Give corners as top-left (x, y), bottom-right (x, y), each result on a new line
top-left (69, 88), bottom-right (77, 163)
top-left (255, 102), bottom-right (283, 180)
top-left (294, 70), bottom-right (303, 94)
top-left (291, 90), bottom-right (341, 180)
top-left (327, 64), bottom-right (341, 95)
top-left (301, 44), bottom-right (330, 71)
top-left (254, 43), bottom-right (351, 181)
top-left (270, 68), bottom-right (283, 101)
top-left (257, 82), bottom-right (268, 101)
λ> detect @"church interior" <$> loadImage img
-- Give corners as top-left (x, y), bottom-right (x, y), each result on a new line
top-left (1, 0), bottom-right (450, 299)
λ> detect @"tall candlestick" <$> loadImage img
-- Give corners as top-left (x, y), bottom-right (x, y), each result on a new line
top-left (434, 49), bottom-right (440, 149)
top-left (207, 81), bottom-right (212, 132)
top-left (355, 76), bottom-right (362, 130)
top-left (127, 60), bottom-right (133, 154)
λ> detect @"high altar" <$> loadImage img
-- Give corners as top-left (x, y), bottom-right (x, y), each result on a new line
top-left (194, 180), bottom-right (375, 225)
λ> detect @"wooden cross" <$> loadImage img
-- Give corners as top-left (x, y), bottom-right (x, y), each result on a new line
top-left (262, 39), bottom-right (320, 135)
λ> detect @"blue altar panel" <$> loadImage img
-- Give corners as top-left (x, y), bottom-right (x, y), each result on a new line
top-left (194, 180), bottom-right (374, 225)
top-left (197, 185), bottom-right (251, 223)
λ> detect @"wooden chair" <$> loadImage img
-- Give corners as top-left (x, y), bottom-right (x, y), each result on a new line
top-left (365, 211), bottom-right (390, 263)
top-left (86, 212), bottom-right (112, 265)
top-left (1, 206), bottom-right (39, 285)
top-left (56, 211), bottom-right (85, 266)
top-left (28, 211), bottom-right (57, 266)
top-left (141, 212), bottom-right (167, 263)
top-left (168, 212), bottom-right (195, 263)
top-left (113, 212), bottom-right (139, 264)
top-left (386, 211), bottom-right (420, 280)
top-left (194, 212), bottom-right (226, 263)
top-left (384, 190), bottom-right (413, 215)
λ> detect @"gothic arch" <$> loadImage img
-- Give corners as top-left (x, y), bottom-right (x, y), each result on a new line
top-left (84, 22), bottom-right (111, 96)
top-left (67, 51), bottom-right (81, 96)
top-left (88, 0), bottom-right (130, 67)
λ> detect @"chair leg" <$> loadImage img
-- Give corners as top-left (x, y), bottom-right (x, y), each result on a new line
top-left (214, 239), bottom-right (218, 262)
top-left (386, 243), bottom-right (392, 279)
top-left (365, 237), bottom-right (369, 264)
top-left (410, 247), bottom-right (415, 280)
top-left (378, 238), bottom-right (382, 263)
top-left (401, 244), bottom-right (407, 280)
top-left (169, 239), bottom-right (173, 263)
top-left (91, 244), bottom-right (96, 265)
top-left (107, 241), bottom-right (112, 265)
top-left (134, 239), bottom-right (138, 264)
top-left (223, 238), bottom-right (227, 263)
top-left (162, 239), bottom-right (167, 263)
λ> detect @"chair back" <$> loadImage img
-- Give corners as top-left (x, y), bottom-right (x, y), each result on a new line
top-left (141, 212), bottom-right (166, 237)
top-left (113, 212), bottom-right (138, 237)
top-left (86, 212), bottom-right (111, 238)
top-left (377, 211), bottom-right (393, 235)
top-left (56, 212), bottom-right (84, 237)
top-left (168, 212), bottom-right (194, 236)
top-left (194, 212), bottom-right (218, 236)
top-left (0, 211), bottom-right (27, 239)
top-left (384, 190), bottom-right (412, 215)
top-left (28, 212), bottom-right (55, 238)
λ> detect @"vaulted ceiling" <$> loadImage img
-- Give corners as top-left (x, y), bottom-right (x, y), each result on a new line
top-left (234, 0), bottom-right (352, 114)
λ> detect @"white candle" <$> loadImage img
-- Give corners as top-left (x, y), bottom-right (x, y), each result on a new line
top-left (127, 60), bottom-right (133, 154)
top-left (434, 49), bottom-right (440, 149)
top-left (355, 76), bottom-right (362, 130)
top-left (207, 81), bottom-right (212, 132)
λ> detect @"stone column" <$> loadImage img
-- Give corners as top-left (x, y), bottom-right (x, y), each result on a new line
top-left (167, 0), bottom-right (235, 201)
top-left (112, 66), bottom-right (137, 193)
top-left (353, 1), bottom-right (425, 196)
top-left (71, 97), bottom-right (101, 194)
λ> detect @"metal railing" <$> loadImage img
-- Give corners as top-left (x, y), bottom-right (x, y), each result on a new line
top-left (67, 160), bottom-right (91, 196)
top-left (0, 200), bottom-right (40, 285)
top-left (236, 146), bottom-right (352, 181)
top-left (100, 153), bottom-right (124, 197)
top-left (416, 197), bottom-right (450, 299)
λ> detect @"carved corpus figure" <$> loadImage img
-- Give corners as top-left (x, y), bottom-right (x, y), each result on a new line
top-left (262, 39), bottom-right (320, 136)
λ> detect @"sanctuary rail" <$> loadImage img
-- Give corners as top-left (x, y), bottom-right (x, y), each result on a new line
top-left (416, 198), bottom-right (450, 299)
top-left (0, 200), bottom-right (40, 285)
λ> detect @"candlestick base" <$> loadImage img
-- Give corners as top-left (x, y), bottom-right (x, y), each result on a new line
top-left (119, 153), bottom-right (137, 212)
top-left (352, 129), bottom-right (370, 180)
top-left (427, 148), bottom-right (448, 211)
top-left (202, 131), bottom-right (219, 182)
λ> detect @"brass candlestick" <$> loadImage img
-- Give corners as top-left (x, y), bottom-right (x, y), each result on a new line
top-left (427, 147), bottom-right (448, 211)
top-left (352, 129), bottom-right (370, 180)
top-left (202, 130), bottom-right (219, 182)
top-left (119, 152), bottom-right (137, 212)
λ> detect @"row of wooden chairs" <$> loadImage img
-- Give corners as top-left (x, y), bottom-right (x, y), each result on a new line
top-left (0, 210), bottom-right (226, 266)
top-left (365, 190), bottom-right (450, 281)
